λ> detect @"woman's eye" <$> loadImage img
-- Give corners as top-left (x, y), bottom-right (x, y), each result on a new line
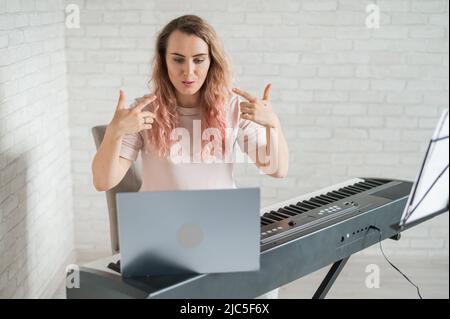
top-left (173, 58), bottom-right (205, 64)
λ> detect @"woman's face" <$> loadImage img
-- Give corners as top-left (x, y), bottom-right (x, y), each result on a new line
top-left (165, 30), bottom-right (211, 99)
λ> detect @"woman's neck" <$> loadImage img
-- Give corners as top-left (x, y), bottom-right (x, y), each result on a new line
top-left (176, 91), bottom-right (200, 108)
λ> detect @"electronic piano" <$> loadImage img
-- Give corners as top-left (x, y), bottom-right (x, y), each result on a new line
top-left (67, 177), bottom-right (418, 299)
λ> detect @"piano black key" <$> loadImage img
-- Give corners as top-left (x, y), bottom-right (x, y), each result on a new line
top-left (318, 194), bottom-right (337, 203)
top-left (345, 186), bottom-right (361, 193)
top-left (277, 208), bottom-right (297, 217)
top-left (296, 202), bottom-right (316, 210)
top-left (354, 182), bottom-right (371, 190)
top-left (288, 205), bottom-right (307, 214)
top-left (338, 188), bottom-right (356, 196)
top-left (340, 187), bottom-right (358, 195)
top-left (325, 192), bottom-right (342, 200)
top-left (270, 210), bottom-right (290, 219)
top-left (282, 206), bottom-right (302, 215)
top-left (365, 179), bottom-right (384, 186)
top-left (364, 181), bottom-right (379, 188)
top-left (344, 186), bottom-right (362, 194)
top-left (264, 213), bottom-right (283, 221)
top-left (354, 185), bottom-right (369, 192)
top-left (310, 197), bottom-right (329, 205)
top-left (261, 216), bottom-right (276, 224)
top-left (347, 185), bottom-right (366, 192)
top-left (329, 191), bottom-right (347, 199)
top-left (357, 182), bottom-right (376, 189)
top-left (302, 200), bottom-right (321, 208)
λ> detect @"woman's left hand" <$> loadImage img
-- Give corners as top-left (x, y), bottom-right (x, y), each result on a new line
top-left (233, 84), bottom-right (280, 128)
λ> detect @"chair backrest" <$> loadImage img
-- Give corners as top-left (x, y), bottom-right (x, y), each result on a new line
top-left (91, 125), bottom-right (142, 255)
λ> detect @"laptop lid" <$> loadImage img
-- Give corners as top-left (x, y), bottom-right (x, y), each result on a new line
top-left (116, 188), bottom-right (260, 278)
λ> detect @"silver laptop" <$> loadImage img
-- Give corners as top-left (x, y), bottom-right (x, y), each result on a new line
top-left (116, 188), bottom-right (260, 278)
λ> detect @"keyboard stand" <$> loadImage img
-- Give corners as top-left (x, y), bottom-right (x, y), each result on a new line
top-left (313, 257), bottom-right (350, 299)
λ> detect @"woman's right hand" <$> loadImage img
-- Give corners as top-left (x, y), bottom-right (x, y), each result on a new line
top-left (109, 89), bottom-right (157, 136)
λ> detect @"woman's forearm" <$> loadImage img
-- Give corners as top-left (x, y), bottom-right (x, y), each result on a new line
top-left (92, 124), bottom-right (125, 191)
top-left (265, 119), bottom-right (289, 178)
top-left (255, 118), bottom-right (289, 178)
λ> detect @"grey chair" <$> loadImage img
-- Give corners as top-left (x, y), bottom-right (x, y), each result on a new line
top-left (91, 125), bottom-right (142, 255)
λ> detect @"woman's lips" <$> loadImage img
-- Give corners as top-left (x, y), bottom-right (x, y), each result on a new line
top-left (182, 81), bottom-right (195, 87)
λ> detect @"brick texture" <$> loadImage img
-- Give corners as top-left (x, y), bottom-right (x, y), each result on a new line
top-left (1, 0), bottom-right (448, 298)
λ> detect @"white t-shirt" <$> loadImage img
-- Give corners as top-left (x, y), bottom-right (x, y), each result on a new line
top-left (119, 94), bottom-right (267, 192)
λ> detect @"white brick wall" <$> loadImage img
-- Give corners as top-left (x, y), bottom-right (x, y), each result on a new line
top-left (0, 0), bottom-right (75, 298)
top-left (63, 0), bottom-right (448, 259)
top-left (2, 1), bottom-right (448, 298)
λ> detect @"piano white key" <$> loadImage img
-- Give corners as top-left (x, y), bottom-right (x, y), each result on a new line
top-left (260, 178), bottom-right (364, 214)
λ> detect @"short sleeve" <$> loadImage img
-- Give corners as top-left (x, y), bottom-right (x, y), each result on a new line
top-left (120, 132), bottom-right (143, 162)
top-left (232, 95), bottom-right (267, 155)
top-left (119, 95), bottom-right (154, 161)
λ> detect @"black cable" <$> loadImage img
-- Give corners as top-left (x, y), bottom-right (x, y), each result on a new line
top-left (369, 226), bottom-right (423, 299)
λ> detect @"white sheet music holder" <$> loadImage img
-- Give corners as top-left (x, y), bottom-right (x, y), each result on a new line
top-left (398, 109), bottom-right (449, 230)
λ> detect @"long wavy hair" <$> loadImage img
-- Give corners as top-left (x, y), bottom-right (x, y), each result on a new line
top-left (146, 15), bottom-right (233, 158)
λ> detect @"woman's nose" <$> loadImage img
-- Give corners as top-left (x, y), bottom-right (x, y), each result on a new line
top-left (183, 60), bottom-right (195, 76)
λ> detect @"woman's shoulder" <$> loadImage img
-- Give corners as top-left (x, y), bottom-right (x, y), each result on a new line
top-left (228, 91), bottom-right (240, 105)
top-left (226, 93), bottom-right (241, 125)
top-left (227, 92), bottom-right (243, 113)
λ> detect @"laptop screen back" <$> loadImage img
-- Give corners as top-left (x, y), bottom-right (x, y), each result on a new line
top-left (116, 188), bottom-right (260, 278)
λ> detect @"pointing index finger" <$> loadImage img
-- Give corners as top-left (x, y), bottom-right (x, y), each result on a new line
top-left (263, 83), bottom-right (272, 101)
top-left (134, 95), bottom-right (157, 111)
top-left (233, 88), bottom-right (257, 103)
top-left (116, 89), bottom-right (125, 110)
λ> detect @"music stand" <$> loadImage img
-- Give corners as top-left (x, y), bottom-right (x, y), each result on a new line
top-left (395, 109), bottom-right (449, 231)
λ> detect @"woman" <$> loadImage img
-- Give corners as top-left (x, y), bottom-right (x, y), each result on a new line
top-left (92, 15), bottom-right (289, 298)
